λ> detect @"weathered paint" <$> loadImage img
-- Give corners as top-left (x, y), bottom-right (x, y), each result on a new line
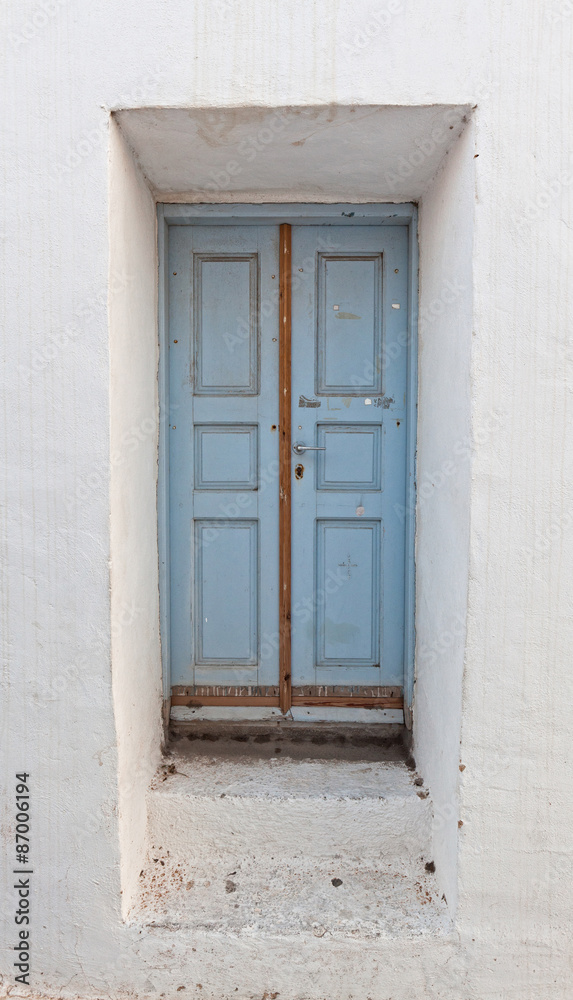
top-left (167, 219), bottom-right (410, 700)
top-left (290, 225), bottom-right (409, 689)
top-left (168, 225), bottom-right (281, 689)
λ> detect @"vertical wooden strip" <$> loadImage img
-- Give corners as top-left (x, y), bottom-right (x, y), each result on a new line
top-left (279, 224), bottom-right (292, 713)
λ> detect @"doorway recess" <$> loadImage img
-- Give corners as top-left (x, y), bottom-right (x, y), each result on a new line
top-left (158, 204), bottom-right (418, 721)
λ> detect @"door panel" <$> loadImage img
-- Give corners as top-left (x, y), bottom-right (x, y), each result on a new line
top-left (316, 252), bottom-right (383, 394)
top-left (290, 225), bottom-right (408, 690)
top-left (169, 226), bottom-right (279, 690)
top-left (193, 254), bottom-right (259, 394)
top-left (194, 519), bottom-right (259, 664)
top-left (193, 424), bottom-right (259, 490)
top-left (315, 519), bottom-right (381, 666)
top-left (316, 423), bottom-right (383, 491)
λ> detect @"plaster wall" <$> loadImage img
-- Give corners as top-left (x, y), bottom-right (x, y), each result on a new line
top-left (2, 0), bottom-right (573, 998)
top-left (414, 122), bottom-right (475, 913)
top-left (457, 5), bottom-right (573, 964)
top-left (108, 118), bottom-right (164, 914)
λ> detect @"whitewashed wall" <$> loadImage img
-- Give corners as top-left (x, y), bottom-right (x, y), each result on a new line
top-left (1, 1), bottom-right (573, 997)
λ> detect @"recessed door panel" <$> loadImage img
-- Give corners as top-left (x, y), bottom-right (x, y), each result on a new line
top-left (194, 254), bottom-right (259, 394)
top-left (194, 520), bottom-right (258, 664)
top-left (194, 424), bottom-right (258, 490)
top-left (316, 423), bottom-right (382, 491)
top-left (315, 519), bottom-right (381, 665)
top-left (316, 253), bottom-right (383, 394)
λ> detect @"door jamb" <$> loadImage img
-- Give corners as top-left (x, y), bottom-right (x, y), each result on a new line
top-left (157, 203), bottom-right (418, 724)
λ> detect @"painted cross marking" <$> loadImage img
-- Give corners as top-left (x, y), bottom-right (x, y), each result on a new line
top-left (338, 554), bottom-right (358, 578)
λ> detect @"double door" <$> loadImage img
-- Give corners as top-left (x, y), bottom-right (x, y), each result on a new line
top-left (168, 221), bottom-right (409, 713)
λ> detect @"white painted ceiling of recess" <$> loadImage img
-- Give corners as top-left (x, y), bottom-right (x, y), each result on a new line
top-left (116, 104), bottom-right (471, 201)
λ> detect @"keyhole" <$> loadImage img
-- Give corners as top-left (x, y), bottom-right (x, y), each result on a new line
top-left (295, 464), bottom-right (304, 480)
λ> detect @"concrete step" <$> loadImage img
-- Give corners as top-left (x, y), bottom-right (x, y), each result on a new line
top-left (147, 722), bottom-right (432, 864)
top-left (134, 855), bottom-right (450, 939)
top-left (135, 722), bottom-right (446, 940)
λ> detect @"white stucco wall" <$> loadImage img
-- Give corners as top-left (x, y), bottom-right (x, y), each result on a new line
top-left (415, 121), bottom-right (475, 913)
top-left (458, 5), bottom-right (573, 965)
top-left (2, 1), bottom-right (573, 997)
top-left (108, 119), bottom-right (164, 914)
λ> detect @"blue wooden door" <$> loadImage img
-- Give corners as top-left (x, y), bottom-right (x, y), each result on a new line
top-left (168, 225), bottom-right (280, 692)
top-left (167, 220), bottom-right (409, 705)
top-left (290, 225), bottom-right (409, 693)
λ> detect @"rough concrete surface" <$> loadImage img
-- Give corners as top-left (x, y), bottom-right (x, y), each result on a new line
top-left (147, 724), bottom-right (431, 863)
top-left (136, 725), bottom-right (447, 942)
top-left (135, 855), bottom-right (450, 940)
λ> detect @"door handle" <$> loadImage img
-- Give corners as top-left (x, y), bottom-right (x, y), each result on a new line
top-left (292, 443), bottom-right (326, 455)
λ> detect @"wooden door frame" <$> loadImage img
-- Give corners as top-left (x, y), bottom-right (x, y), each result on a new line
top-left (158, 204), bottom-right (418, 721)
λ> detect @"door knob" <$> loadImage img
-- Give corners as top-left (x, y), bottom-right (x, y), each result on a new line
top-left (292, 443), bottom-right (326, 455)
